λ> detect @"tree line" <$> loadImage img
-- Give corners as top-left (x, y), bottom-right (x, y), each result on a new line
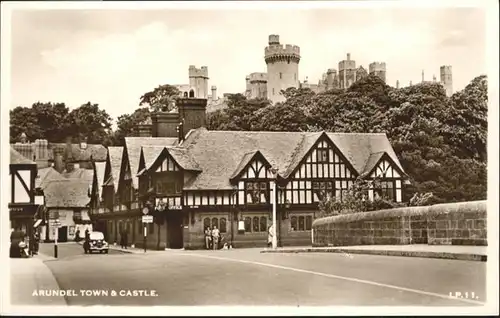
top-left (10, 75), bottom-right (487, 205)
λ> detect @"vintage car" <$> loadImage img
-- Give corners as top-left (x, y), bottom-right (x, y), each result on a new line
top-left (83, 231), bottom-right (109, 254)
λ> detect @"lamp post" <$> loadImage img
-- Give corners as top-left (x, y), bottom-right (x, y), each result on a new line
top-left (270, 167), bottom-right (278, 249)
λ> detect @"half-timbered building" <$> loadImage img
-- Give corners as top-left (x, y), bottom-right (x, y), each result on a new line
top-left (138, 128), bottom-right (408, 249)
top-left (9, 147), bottom-right (38, 234)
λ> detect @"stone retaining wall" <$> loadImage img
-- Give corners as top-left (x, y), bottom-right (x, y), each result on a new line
top-left (312, 201), bottom-right (487, 247)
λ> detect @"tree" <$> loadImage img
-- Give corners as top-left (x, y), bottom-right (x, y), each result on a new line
top-left (10, 102), bottom-right (70, 143)
top-left (65, 102), bottom-right (113, 145)
top-left (112, 107), bottom-right (151, 146)
top-left (139, 84), bottom-right (181, 112)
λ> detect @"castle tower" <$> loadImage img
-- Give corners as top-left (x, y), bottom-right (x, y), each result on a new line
top-left (369, 62), bottom-right (387, 83)
top-left (264, 34), bottom-right (301, 104)
top-left (326, 69), bottom-right (339, 90)
top-left (249, 72), bottom-right (268, 99)
top-left (245, 76), bottom-right (252, 97)
top-left (440, 65), bottom-right (453, 97)
top-left (338, 53), bottom-right (357, 89)
top-left (188, 65), bottom-right (209, 98)
top-left (211, 86), bottom-right (217, 101)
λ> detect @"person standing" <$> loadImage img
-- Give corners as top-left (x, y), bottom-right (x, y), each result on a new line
top-left (267, 223), bottom-right (275, 248)
top-left (211, 225), bottom-right (220, 250)
top-left (204, 226), bottom-right (212, 250)
top-left (123, 230), bottom-right (128, 249)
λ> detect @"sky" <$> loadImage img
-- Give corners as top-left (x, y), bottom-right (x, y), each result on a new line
top-left (8, 2), bottom-right (488, 123)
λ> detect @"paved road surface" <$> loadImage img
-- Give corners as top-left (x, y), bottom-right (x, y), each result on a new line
top-left (38, 242), bottom-right (124, 259)
top-left (38, 243), bottom-right (486, 306)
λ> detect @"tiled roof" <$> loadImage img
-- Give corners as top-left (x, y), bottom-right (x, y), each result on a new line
top-left (107, 147), bottom-right (124, 192)
top-left (230, 151), bottom-right (263, 179)
top-left (35, 167), bottom-right (63, 189)
top-left (326, 133), bottom-right (405, 174)
top-left (177, 128), bottom-right (406, 190)
top-left (125, 137), bottom-right (178, 189)
top-left (44, 178), bottom-right (91, 208)
top-left (62, 168), bottom-right (94, 192)
top-left (168, 148), bottom-right (202, 171)
top-left (360, 151), bottom-right (385, 177)
top-left (141, 145), bottom-right (167, 172)
top-left (48, 143), bottom-right (107, 162)
top-left (10, 147), bottom-right (35, 165)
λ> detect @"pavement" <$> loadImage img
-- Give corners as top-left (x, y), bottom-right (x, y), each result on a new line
top-left (10, 257), bottom-right (67, 306)
top-left (260, 244), bottom-right (488, 262)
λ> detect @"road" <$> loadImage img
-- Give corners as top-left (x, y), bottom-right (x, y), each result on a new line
top-left (37, 243), bottom-right (486, 306)
top-left (38, 242), bottom-right (124, 259)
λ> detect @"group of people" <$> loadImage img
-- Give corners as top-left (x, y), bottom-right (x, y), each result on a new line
top-left (204, 225), bottom-right (227, 250)
top-left (9, 228), bottom-right (40, 258)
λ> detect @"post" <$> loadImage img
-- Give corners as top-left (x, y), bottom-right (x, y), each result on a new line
top-left (272, 179), bottom-right (277, 249)
top-left (143, 224), bottom-right (147, 253)
top-left (54, 226), bottom-right (58, 258)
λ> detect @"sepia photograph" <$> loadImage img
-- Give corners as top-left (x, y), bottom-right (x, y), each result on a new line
top-left (1, 0), bottom-right (498, 316)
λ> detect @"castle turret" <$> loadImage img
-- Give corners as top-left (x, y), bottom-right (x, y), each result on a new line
top-left (338, 53), bottom-right (356, 89)
top-left (248, 72), bottom-right (268, 99)
top-left (440, 65), bottom-right (453, 97)
top-left (188, 65), bottom-right (209, 99)
top-left (211, 85), bottom-right (217, 101)
top-left (326, 69), bottom-right (339, 90)
top-left (369, 62), bottom-right (387, 83)
top-left (264, 34), bottom-right (301, 104)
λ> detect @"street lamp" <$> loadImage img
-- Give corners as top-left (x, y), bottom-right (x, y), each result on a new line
top-left (270, 166), bottom-right (279, 249)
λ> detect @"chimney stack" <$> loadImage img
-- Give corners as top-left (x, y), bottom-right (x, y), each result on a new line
top-left (65, 137), bottom-right (74, 172)
top-left (396, 80), bottom-right (399, 89)
top-left (136, 117), bottom-right (153, 137)
top-left (347, 53), bottom-right (351, 61)
top-left (177, 98), bottom-right (207, 137)
top-left (151, 112), bottom-right (180, 138)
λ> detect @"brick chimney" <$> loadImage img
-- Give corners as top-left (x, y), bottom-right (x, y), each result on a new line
top-left (34, 139), bottom-right (50, 168)
top-left (64, 136), bottom-right (74, 172)
top-left (136, 117), bottom-right (153, 137)
top-left (151, 112), bottom-right (180, 138)
top-left (177, 98), bottom-right (207, 136)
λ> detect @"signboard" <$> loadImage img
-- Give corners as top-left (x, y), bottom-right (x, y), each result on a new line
top-left (142, 207), bottom-right (149, 215)
top-left (238, 221), bottom-right (245, 231)
top-left (169, 205), bottom-right (182, 210)
top-left (142, 215), bottom-right (153, 223)
top-left (50, 219), bottom-right (62, 228)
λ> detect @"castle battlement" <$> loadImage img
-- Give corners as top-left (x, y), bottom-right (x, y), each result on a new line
top-left (327, 68), bottom-right (337, 74)
top-left (249, 72), bottom-right (268, 83)
top-left (369, 62), bottom-right (386, 72)
top-left (440, 65), bottom-right (452, 74)
top-left (189, 65), bottom-right (209, 78)
top-left (265, 44), bottom-right (301, 58)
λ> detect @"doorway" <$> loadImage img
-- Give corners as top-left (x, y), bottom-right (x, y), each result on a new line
top-left (58, 226), bottom-right (68, 242)
top-left (166, 213), bottom-right (183, 249)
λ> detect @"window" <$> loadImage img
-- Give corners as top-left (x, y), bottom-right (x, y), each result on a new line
top-left (245, 181), bottom-right (268, 204)
top-left (211, 217), bottom-right (219, 230)
top-left (306, 216), bottom-right (312, 230)
top-left (317, 149), bottom-right (329, 163)
top-left (242, 215), bottom-right (268, 233)
top-left (312, 181), bottom-right (333, 202)
top-left (253, 217), bottom-right (259, 232)
top-left (290, 214), bottom-right (313, 231)
top-left (291, 216), bottom-right (297, 231)
top-left (279, 72), bottom-right (282, 79)
top-left (377, 181), bottom-right (395, 201)
top-left (203, 217), bottom-right (226, 233)
top-left (189, 90), bottom-right (195, 97)
top-left (220, 218), bottom-right (227, 233)
top-left (156, 181), bottom-right (181, 195)
top-left (259, 216), bottom-right (267, 232)
top-left (244, 217), bottom-right (251, 232)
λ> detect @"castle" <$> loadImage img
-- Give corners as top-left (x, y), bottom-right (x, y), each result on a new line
top-left (245, 34), bottom-right (454, 102)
